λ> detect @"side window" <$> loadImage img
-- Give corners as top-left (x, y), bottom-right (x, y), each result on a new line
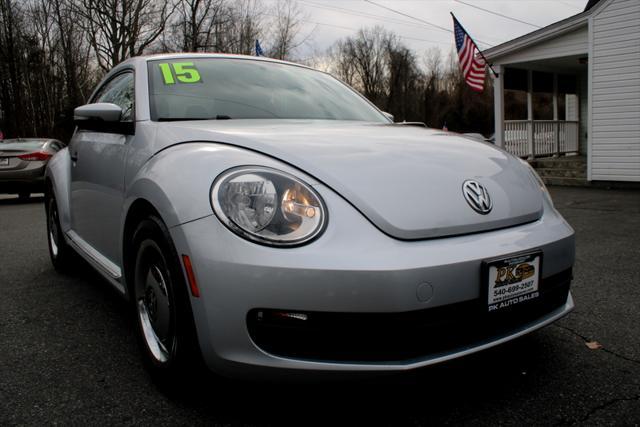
top-left (93, 72), bottom-right (135, 122)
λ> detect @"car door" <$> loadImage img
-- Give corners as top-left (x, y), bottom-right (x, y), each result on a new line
top-left (69, 71), bottom-right (135, 270)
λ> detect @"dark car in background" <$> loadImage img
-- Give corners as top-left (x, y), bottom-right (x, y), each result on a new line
top-left (0, 138), bottom-right (65, 199)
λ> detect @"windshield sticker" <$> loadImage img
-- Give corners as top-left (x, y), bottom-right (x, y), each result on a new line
top-left (158, 62), bottom-right (202, 85)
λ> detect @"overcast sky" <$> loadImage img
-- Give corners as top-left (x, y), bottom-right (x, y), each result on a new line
top-left (276, 0), bottom-right (589, 60)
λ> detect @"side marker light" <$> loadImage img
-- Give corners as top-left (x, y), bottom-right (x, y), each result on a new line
top-left (182, 255), bottom-right (200, 298)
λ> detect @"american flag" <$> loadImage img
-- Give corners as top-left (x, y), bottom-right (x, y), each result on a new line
top-left (453, 16), bottom-right (486, 92)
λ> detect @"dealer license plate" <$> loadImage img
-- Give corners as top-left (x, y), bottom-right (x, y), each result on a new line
top-left (0, 158), bottom-right (8, 166)
top-left (485, 252), bottom-right (541, 312)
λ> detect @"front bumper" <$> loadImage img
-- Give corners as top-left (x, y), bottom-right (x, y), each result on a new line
top-left (169, 188), bottom-right (575, 378)
top-left (246, 268), bottom-right (572, 363)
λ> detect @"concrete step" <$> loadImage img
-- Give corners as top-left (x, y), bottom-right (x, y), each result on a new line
top-left (529, 155), bottom-right (587, 187)
top-left (529, 157), bottom-right (586, 170)
top-left (536, 167), bottom-right (587, 179)
top-left (542, 176), bottom-right (590, 187)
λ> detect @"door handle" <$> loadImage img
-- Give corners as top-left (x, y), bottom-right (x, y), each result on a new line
top-left (70, 152), bottom-right (78, 162)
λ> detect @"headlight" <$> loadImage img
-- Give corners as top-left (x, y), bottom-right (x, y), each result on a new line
top-left (518, 158), bottom-right (554, 206)
top-left (211, 166), bottom-right (327, 246)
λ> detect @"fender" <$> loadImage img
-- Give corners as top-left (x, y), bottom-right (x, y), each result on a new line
top-left (123, 141), bottom-right (320, 229)
top-left (118, 142), bottom-right (321, 301)
top-left (45, 147), bottom-right (72, 234)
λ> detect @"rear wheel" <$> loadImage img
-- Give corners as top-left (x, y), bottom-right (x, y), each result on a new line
top-left (46, 192), bottom-right (75, 272)
top-left (131, 216), bottom-right (203, 389)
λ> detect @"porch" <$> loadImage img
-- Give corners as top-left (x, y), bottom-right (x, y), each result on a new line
top-left (504, 119), bottom-right (579, 158)
top-left (486, 0), bottom-right (640, 184)
top-left (492, 56), bottom-right (588, 160)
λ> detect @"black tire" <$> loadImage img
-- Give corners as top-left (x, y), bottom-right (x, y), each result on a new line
top-left (18, 192), bottom-right (30, 200)
top-left (130, 215), bottom-right (203, 390)
top-left (46, 191), bottom-right (75, 273)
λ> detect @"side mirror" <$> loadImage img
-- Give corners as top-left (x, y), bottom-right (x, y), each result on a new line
top-left (74, 103), bottom-right (134, 135)
top-left (382, 111), bottom-right (394, 122)
top-left (74, 103), bottom-right (122, 122)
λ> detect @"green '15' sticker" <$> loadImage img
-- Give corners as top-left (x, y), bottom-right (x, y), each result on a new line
top-left (158, 62), bottom-right (202, 84)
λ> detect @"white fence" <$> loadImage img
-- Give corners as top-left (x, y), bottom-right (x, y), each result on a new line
top-left (504, 120), bottom-right (579, 158)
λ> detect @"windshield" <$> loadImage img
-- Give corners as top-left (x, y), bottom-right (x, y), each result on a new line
top-left (147, 58), bottom-right (387, 122)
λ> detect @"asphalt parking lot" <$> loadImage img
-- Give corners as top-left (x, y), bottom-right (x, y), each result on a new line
top-left (1, 187), bottom-right (639, 426)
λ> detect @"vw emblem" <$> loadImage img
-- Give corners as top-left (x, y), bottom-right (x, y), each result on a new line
top-left (462, 180), bottom-right (492, 215)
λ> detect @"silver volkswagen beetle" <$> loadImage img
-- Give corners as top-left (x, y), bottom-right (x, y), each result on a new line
top-left (45, 53), bottom-right (575, 384)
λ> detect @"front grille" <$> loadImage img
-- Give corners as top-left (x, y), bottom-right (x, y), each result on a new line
top-left (247, 268), bottom-right (572, 363)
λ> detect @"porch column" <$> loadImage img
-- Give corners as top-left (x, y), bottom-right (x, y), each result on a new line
top-left (553, 73), bottom-right (560, 157)
top-left (527, 69), bottom-right (535, 160)
top-left (493, 64), bottom-right (504, 148)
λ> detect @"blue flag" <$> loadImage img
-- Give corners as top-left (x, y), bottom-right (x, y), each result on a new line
top-left (255, 39), bottom-right (264, 57)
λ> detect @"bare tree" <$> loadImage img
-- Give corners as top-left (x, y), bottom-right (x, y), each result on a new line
top-left (1, 0), bottom-right (98, 140)
top-left (49, 0), bottom-right (96, 134)
top-left (51, 0), bottom-right (95, 106)
top-left (0, 0), bottom-right (29, 136)
top-left (329, 26), bottom-right (392, 105)
top-left (1, 7), bottom-right (497, 141)
top-left (26, 0), bottom-right (58, 134)
top-left (423, 47), bottom-right (443, 92)
top-left (224, 0), bottom-right (263, 55)
top-left (421, 47), bottom-right (443, 127)
top-left (79, 0), bottom-right (174, 71)
top-left (167, 0), bottom-right (228, 52)
top-left (267, 0), bottom-right (303, 60)
top-left (349, 26), bottom-right (388, 104)
top-left (325, 26), bottom-right (495, 134)
top-left (386, 43), bottom-right (421, 121)
top-left (327, 41), bottom-right (357, 87)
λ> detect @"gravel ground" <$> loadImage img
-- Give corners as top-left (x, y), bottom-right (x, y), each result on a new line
top-left (0, 187), bottom-right (638, 426)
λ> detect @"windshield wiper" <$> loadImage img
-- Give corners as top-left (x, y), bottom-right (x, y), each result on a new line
top-left (157, 117), bottom-right (209, 122)
top-left (157, 115), bottom-right (233, 122)
top-left (393, 121), bottom-right (426, 127)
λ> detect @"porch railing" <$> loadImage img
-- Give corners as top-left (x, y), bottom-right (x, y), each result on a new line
top-left (504, 120), bottom-right (579, 158)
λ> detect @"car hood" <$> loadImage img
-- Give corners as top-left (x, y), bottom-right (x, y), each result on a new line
top-left (158, 120), bottom-right (543, 239)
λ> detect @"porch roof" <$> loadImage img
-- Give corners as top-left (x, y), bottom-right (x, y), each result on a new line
top-left (483, 0), bottom-right (609, 63)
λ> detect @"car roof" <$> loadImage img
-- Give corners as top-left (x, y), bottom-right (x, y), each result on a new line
top-left (120, 52), bottom-right (314, 71)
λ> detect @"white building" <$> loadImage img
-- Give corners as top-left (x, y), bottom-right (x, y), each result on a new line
top-left (484, 0), bottom-right (640, 183)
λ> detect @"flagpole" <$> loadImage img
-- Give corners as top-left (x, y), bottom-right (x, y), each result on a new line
top-left (450, 12), bottom-right (499, 78)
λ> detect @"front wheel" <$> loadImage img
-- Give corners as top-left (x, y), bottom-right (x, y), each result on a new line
top-left (131, 216), bottom-right (203, 388)
top-left (46, 192), bottom-right (75, 272)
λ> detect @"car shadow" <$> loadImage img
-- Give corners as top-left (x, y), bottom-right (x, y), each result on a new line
top-left (170, 328), bottom-right (549, 425)
top-left (60, 253), bottom-right (555, 425)
top-left (0, 194), bottom-right (45, 205)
